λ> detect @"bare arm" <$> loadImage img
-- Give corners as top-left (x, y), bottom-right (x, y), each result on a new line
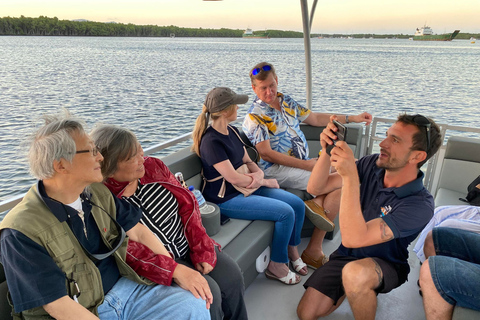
top-left (303, 111), bottom-right (373, 126)
top-left (330, 140), bottom-right (394, 248)
top-left (307, 116), bottom-right (344, 195)
top-left (43, 296), bottom-right (99, 320)
top-left (255, 140), bottom-right (317, 171)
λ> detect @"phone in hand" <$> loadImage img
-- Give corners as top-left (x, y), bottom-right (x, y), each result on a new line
top-left (326, 120), bottom-right (348, 156)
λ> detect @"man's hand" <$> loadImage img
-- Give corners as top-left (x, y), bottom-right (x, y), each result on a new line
top-left (320, 115), bottom-right (340, 151)
top-left (351, 112), bottom-right (373, 125)
top-left (330, 141), bottom-right (357, 178)
top-left (173, 264), bottom-right (213, 309)
top-left (195, 262), bottom-right (214, 275)
top-left (263, 178), bottom-right (280, 188)
top-left (245, 170), bottom-right (264, 188)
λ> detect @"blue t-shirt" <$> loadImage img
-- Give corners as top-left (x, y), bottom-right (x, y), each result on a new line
top-left (336, 154), bottom-right (434, 272)
top-left (0, 181), bottom-right (141, 313)
top-left (200, 125), bottom-right (245, 203)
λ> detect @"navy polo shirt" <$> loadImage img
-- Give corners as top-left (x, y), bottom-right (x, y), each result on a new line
top-left (200, 125), bottom-right (245, 203)
top-left (336, 154), bottom-right (434, 271)
top-left (0, 181), bottom-right (141, 313)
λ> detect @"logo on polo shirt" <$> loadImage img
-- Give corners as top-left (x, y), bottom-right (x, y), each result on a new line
top-left (380, 205), bottom-right (392, 217)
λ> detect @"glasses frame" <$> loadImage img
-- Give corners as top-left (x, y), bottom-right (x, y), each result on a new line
top-left (252, 65), bottom-right (272, 76)
top-left (75, 146), bottom-right (100, 156)
top-left (412, 115), bottom-right (431, 153)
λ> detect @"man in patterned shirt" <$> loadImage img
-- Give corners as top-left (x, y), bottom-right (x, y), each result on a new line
top-left (242, 62), bottom-right (372, 269)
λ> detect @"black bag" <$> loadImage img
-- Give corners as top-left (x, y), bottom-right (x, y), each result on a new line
top-left (465, 175), bottom-right (480, 206)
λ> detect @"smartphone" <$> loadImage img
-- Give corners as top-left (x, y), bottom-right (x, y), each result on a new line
top-left (326, 120), bottom-right (348, 156)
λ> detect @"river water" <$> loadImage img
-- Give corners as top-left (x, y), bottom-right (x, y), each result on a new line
top-left (1, 36), bottom-right (479, 205)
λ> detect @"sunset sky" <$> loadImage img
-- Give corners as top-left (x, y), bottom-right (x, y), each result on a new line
top-left (2, 0), bottom-right (479, 34)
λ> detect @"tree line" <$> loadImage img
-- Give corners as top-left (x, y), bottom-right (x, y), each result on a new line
top-left (0, 16), bottom-right (303, 38)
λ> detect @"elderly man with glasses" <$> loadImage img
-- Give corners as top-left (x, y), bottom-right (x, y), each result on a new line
top-left (0, 112), bottom-right (210, 320)
top-left (297, 113), bottom-right (442, 320)
top-left (243, 62), bottom-right (372, 271)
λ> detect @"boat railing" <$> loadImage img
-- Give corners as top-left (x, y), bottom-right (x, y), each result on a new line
top-left (0, 132), bottom-right (193, 216)
top-left (366, 117), bottom-right (480, 193)
top-left (2, 118), bottom-right (480, 216)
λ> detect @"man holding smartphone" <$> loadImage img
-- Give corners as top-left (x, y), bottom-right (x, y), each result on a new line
top-left (243, 61), bottom-right (372, 269)
top-left (297, 114), bottom-right (442, 320)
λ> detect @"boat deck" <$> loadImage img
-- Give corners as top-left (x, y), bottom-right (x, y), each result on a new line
top-left (244, 233), bottom-right (426, 320)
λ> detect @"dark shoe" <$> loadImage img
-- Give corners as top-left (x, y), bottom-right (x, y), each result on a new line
top-left (304, 200), bottom-right (335, 232)
top-left (301, 251), bottom-right (329, 270)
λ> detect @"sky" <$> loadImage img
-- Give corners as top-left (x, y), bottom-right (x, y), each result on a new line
top-left (1, 0), bottom-right (479, 35)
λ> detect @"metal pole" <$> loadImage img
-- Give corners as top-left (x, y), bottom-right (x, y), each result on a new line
top-left (300, 0), bottom-right (312, 110)
top-left (309, 0), bottom-right (319, 31)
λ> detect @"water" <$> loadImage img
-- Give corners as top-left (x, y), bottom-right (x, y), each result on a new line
top-left (1, 36), bottom-right (480, 204)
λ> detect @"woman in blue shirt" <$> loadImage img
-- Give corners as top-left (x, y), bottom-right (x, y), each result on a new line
top-left (192, 87), bottom-right (307, 285)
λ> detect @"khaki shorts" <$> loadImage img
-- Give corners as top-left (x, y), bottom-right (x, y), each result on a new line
top-left (264, 164), bottom-right (311, 190)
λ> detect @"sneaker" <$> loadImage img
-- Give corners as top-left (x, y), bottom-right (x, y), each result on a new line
top-left (301, 251), bottom-right (329, 270)
top-left (304, 199), bottom-right (335, 232)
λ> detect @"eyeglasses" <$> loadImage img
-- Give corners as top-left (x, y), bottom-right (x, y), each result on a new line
top-left (412, 114), bottom-right (431, 153)
top-left (76, 146), bottom-right (100, 156)
top-left (252, 65), bottom-right (272, 76)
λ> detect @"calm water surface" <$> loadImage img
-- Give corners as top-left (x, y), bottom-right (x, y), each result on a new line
top-left (1, 36), bottom-right (479, 205)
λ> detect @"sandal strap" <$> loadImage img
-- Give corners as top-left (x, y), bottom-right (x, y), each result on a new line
top-left (290, 257), bottom-right (307, 272)
top-left (278, 270), bottom-right (298, 284)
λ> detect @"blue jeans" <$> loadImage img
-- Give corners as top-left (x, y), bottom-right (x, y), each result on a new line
top-left (98, 277), bottom-right (210, 320)
top-left (429, 227), bottom-right (480, 311)
top-left (218, 186), bottom-right (305, 263)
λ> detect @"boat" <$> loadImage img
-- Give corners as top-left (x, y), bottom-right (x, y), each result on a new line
top-left (471, 37), bottom-right (476, 44)
top-left (1, 2), bottom-right (480, 320)
top-left (242, 28), bottom-right (269, 39)
top-left (413, 25), bottom-right (460, 41)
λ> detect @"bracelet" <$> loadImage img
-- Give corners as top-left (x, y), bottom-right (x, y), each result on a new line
top-left (345, 115), bottom-right (350, 124)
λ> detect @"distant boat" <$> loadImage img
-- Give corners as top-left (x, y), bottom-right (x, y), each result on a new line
top-left (242, 28), bottom-right (269, 39)
top-left (413, 25), bottom-right (460, 41)
top-left (471, 37), bottom-right (476, 44)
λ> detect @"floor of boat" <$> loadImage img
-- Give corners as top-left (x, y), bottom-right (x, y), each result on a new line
top-left (244, 232), bottom-right (426, 320)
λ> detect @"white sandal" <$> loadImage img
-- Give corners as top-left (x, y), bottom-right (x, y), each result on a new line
top-left (265, 269), bottom-right (300, 285)
top-left (290, 257), bottom-right (308, 275)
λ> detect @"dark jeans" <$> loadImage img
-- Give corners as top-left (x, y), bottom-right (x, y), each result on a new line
top-left (178, 247), bottom-right (248, 320)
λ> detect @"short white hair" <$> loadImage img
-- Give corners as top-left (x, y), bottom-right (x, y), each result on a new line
top-left (28, 111), bottom-right (86, 180)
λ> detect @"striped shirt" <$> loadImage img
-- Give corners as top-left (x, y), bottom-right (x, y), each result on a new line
top-left (123, 181), bottom-right (189, 259)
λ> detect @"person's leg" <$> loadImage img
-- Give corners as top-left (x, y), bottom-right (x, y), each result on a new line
top-left (264, 164), bottom-right (311, 190)
top-left (303, 188), bottom-right (341, 269)
top-left (175, 257), bottom-right (223, 320)
top-left (419, 259), bottom-right (454, 320)
top-left (432, 227), bottom-right (480, 263)
top-left (298, 253), bottom-right (353, 319)
top-left (253, 187), bottom-right (308, 275)
top-left (342, 259), bottom-right (381, 320)
top-left (423, 230), bottom-right (436, 259)
top-left (207, 248), bottom-right (248, 320)
top-left (297, 287), bottom-right (345, 320)
top-left (419, 227), bottom-right (480, 317)
top-left (342, 257), bottom-right (405, 320)
top-left (98, 277), bottom-right (209, 320)
top-left (218, 189), bottom-right (298, 280)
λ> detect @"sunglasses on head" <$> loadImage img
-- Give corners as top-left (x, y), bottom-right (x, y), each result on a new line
top-left (412, 114), bottom-right (431, 153)
top-left (252, 65), bottom-right (272, 76)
